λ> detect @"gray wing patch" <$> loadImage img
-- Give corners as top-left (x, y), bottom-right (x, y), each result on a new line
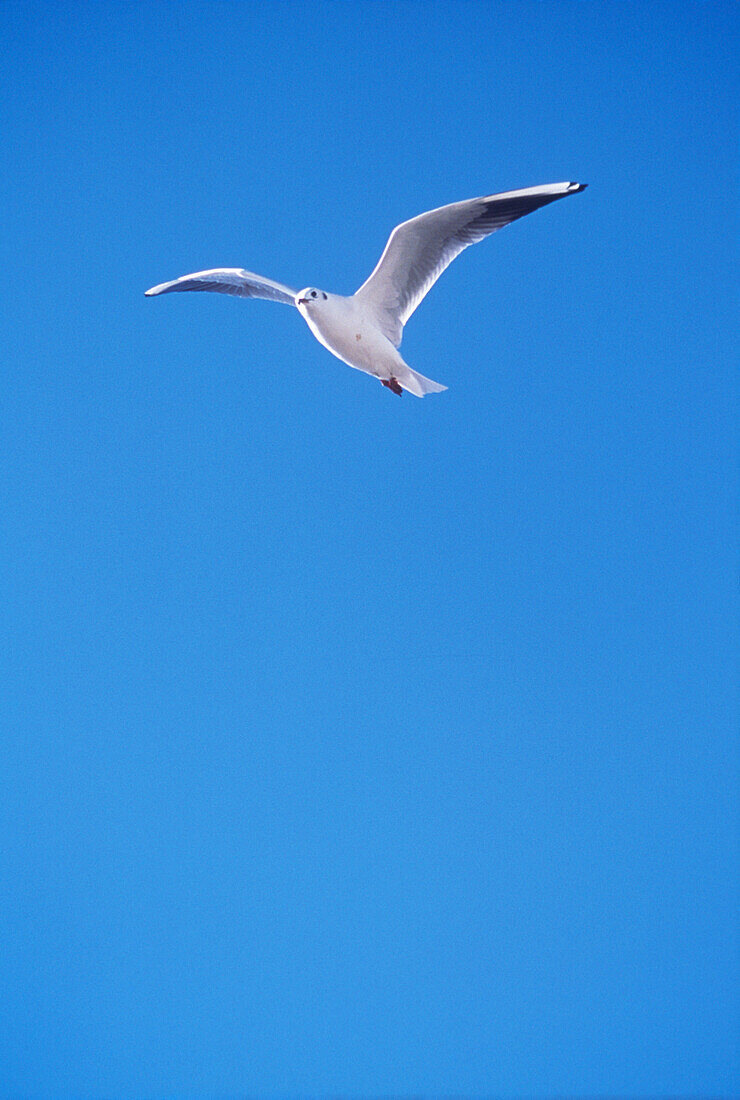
top-left (354, 182), bottom-right (586, 346)
top-left (145, 268), bottom-right (298, 306)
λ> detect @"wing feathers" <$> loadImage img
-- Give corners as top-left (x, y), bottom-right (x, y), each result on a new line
top-left (354, 182), bottom-right (586, 346)
top-left (145, 268), bottom-right (298, 306)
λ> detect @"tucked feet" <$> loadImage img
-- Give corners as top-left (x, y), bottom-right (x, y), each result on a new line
top-left (381, 377), bottom-right (403, 396)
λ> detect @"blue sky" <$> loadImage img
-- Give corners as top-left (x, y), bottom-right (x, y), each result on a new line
top-left (1, 2), bottom-right (737, 1096)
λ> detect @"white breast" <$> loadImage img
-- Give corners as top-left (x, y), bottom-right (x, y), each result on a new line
top-left (298, 294), bottom-right (400, 377)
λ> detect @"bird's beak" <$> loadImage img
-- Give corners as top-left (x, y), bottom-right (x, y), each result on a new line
top-left (297, 298), bottom-right (309, 305)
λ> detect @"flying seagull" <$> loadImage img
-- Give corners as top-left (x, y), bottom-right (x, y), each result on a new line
top-left (146, 181), bottom-right (586, 397)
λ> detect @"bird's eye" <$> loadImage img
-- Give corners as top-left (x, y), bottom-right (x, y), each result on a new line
top-left (311, 290), bottom-right (317, 298)
top-left (322, 292), bottom-right (327, 300)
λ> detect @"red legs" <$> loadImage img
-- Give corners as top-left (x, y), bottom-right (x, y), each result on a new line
top-left (381, 377), bottom-right (403, 396)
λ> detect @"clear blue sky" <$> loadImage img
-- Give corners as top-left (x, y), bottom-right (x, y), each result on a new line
top-left (1, 2), bottom-right (737, 1096)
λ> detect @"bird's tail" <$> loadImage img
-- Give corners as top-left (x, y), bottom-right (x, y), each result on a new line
top-left (395, 364), bottom-right (448, 397)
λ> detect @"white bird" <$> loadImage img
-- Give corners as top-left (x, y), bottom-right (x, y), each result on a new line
top-left (145, 181), bottom-right (586, 397)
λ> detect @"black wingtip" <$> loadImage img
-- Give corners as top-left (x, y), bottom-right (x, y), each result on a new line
top-left (570, 181), bottom-right (588, 192)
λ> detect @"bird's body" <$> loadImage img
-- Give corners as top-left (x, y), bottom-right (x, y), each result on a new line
top-left (146, 181), bottom-right (586, 396)
top-left (297, 292), bottom-right (446, 396)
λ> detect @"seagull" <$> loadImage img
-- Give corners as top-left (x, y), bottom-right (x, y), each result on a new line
top-left (145, 181), bottom-right (586, 397)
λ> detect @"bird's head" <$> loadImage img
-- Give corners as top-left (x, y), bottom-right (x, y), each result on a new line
top-left (296, 288), bottom-right (328, 310)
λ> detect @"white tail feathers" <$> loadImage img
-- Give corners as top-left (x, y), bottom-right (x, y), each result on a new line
top-left (395, 364), bottom-right (448, 397)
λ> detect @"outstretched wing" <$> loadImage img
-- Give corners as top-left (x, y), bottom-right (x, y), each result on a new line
top-left (354, 181), bottom-right (586, 346)
top-left (145, 268), bottom-right (298, 306)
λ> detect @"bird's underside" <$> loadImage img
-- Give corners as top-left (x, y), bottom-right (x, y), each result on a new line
top-left (145, 180), bottom-right (586, 396)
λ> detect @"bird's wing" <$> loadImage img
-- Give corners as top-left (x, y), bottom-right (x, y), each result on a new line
top-left (354, 181), bottom-right (586, 346)
top-left (145, 268), bottom-right (298, 306)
